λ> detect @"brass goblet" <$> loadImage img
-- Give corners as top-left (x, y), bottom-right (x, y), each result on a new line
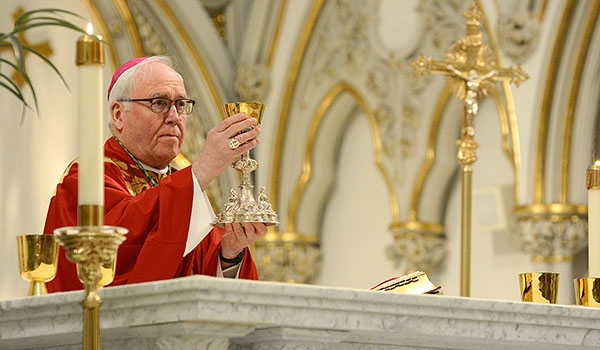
top-left (518, 272), bottom-right (559, 304)
top-left (16, 234), bottom-right (59, 296)
top-left (213, 102), bottom-right (278, 227)
top-left (574, 277), bottom-right (600, 307)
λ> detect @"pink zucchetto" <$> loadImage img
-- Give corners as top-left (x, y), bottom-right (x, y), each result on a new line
top-left (107, 57), bottom-right (149, 100)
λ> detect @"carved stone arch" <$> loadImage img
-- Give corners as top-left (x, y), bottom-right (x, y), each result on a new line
top-left (290, 82), bottom-right (394, 239)
top-left (513, 1), bottom-right (600, 263)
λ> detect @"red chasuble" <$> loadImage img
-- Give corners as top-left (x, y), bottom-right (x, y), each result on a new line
top-left (43, 137), bottom-right (258, 292)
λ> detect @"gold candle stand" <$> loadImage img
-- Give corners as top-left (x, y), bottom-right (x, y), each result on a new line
top-left (213, 102), bottom-right (278, 227)
top-left (54, 224), bottom-right (126, 349)
top-left (54, 205), bottom-right (127, 350)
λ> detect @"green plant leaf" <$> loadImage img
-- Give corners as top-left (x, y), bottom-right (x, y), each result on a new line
top-left (22, 44), bottom-right (70, 90)
top-left (1, 7), bottom-right (92, 120)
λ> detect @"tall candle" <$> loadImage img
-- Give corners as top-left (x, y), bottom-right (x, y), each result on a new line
top-left (76, 23), bottom-right (105, 221)
top-left (587, 160), bottom-right (600, 277)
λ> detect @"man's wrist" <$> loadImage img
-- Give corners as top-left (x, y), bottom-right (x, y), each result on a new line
top-left (219, 249), bottom-right (244, 265)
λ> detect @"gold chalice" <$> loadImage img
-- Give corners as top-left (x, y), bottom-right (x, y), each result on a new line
top-left (213, 102), bottom-right (278, 227)
top-left (574, 277), bottom-right (600, 307)
top-left (16, 234), bottom-right (59, 296)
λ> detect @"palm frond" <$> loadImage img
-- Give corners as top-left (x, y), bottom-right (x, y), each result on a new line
top-left (1, 8), bottom-right (92, 120)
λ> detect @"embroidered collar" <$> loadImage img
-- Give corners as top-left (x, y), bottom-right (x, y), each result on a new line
top-left (113, 136), bottom-right (171, 187)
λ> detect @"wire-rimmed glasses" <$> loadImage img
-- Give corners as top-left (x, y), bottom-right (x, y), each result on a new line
top-left (119, 97), bottom-right (195, 115)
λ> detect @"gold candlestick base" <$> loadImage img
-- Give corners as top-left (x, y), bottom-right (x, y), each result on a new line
top-left (54, 226), bottom-right (127, 350)
top-left (574, 277), bottom-right (600, 307)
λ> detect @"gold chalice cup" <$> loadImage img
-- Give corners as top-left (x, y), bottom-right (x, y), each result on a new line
top-left (17, 234), bottom-right (59, 296)
top-left (222, 101), bottom-right (265, 125)
top-left (518, 272), bottom-right (559, 304)
top-left (574, 277), bottom-right (600, 307)
top-left (213, 102), bottom-right (279, 227)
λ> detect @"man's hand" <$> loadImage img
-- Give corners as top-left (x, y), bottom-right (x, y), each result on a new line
top-left (192, 113), bottom-right (260, 190)
top-left (221, 222), bottom-right (267, 261)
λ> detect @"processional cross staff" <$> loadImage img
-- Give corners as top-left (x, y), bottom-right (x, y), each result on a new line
top-left (411, 2), bottom-right (528, 297)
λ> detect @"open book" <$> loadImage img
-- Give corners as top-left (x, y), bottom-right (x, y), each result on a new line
top-left (369, 271), bottom-right (442, 295)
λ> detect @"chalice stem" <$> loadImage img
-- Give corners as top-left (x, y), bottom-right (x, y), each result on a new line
top-left (29, 281), bottom-right (47, 296)
top-left (241, 151), bottom-right (253, 185)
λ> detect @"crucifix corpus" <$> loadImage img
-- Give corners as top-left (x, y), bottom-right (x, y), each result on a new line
top-left (411, 2), bottom-right (528, 297)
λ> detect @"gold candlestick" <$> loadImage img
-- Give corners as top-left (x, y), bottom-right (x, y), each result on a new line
top-left (54, 225), bottom-right (127, 350)
top-left (213, 102), bottom-right (279, 227)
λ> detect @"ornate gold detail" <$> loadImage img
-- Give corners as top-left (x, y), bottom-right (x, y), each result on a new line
top-left (411, 2), bottom-right (527, 297)
top-left (514, 204), bottom-right (587, 261)
top-left (387, 221), bottom-right (446, 273)
top-left (54, 225), bottom-right (127, 349)
top-left (253, 230), bottom-right (321, 283)
top-left (213, 103), bottom-right (278, 227)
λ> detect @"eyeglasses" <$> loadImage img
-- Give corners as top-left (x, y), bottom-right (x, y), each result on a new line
top-left (119, 97), bottom-right (195, 115)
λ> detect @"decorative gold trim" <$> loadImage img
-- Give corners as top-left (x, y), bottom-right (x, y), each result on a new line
top-left (112, 0), bottom-right (145, 57)
top-left (409, 86), bottom-right (452, 221)
top-left (83, 1), bottom-right (119, 72)
top-left (531, 255), bottom-right (574, 263)
top-left (561, 0), bottom-right (600, 202)
top-left (286, 82), bottom-right (398, 231)
top-left (171, 153), bottom-right (191, 169)
top-left (266, 0), bottom-right (287, 68)
top-left (476, 0), bottom-right (522, 203)
top-left (156, 0), bottom-right (222, 112)
top-left (514, 203), bottom-right (587, 218)
top-left (539, 0), bottom-right (549, 21)
top-left (255, 231), bottom-right (320, 245)
top-left (534, 0), bottom-right (577, 205)
top-left (270, 0), bottom-right (325, 209)
top-left (389, 221), bottom-right (445, 236)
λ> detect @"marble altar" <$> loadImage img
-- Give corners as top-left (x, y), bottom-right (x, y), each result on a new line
top-left (1, 276), bottom-right (600, 349)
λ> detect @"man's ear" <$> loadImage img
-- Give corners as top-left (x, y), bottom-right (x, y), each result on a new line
top-left (111, 102), bottom-right (124, 131)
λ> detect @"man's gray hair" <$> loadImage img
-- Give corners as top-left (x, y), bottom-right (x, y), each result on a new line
top-left (107, 56), bottom-right (180, 126)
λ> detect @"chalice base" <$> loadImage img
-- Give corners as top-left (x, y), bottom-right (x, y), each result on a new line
top-left (213, 185), bottom-right (278, 228)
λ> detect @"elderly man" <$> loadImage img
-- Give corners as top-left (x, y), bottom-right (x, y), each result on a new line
top-left (43, 56), bottom-right (266, 292)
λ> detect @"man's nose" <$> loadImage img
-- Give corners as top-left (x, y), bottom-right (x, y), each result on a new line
top-left (164, 103), bottom-right (181, 122)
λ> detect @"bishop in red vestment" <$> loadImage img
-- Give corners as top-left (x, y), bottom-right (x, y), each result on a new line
top-left (43, 56), bottom-right (266, 292)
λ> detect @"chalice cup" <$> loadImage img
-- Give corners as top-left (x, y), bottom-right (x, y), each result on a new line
top-left (213, 102), bottom-right (279, 227)
top-left (17, 234), bottom-right (59, 296)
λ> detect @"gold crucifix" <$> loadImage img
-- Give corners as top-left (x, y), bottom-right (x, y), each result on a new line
top-left (0, 7), bottom-right (54, 87)
top-left (411, 2), bottom-right (528, 297)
